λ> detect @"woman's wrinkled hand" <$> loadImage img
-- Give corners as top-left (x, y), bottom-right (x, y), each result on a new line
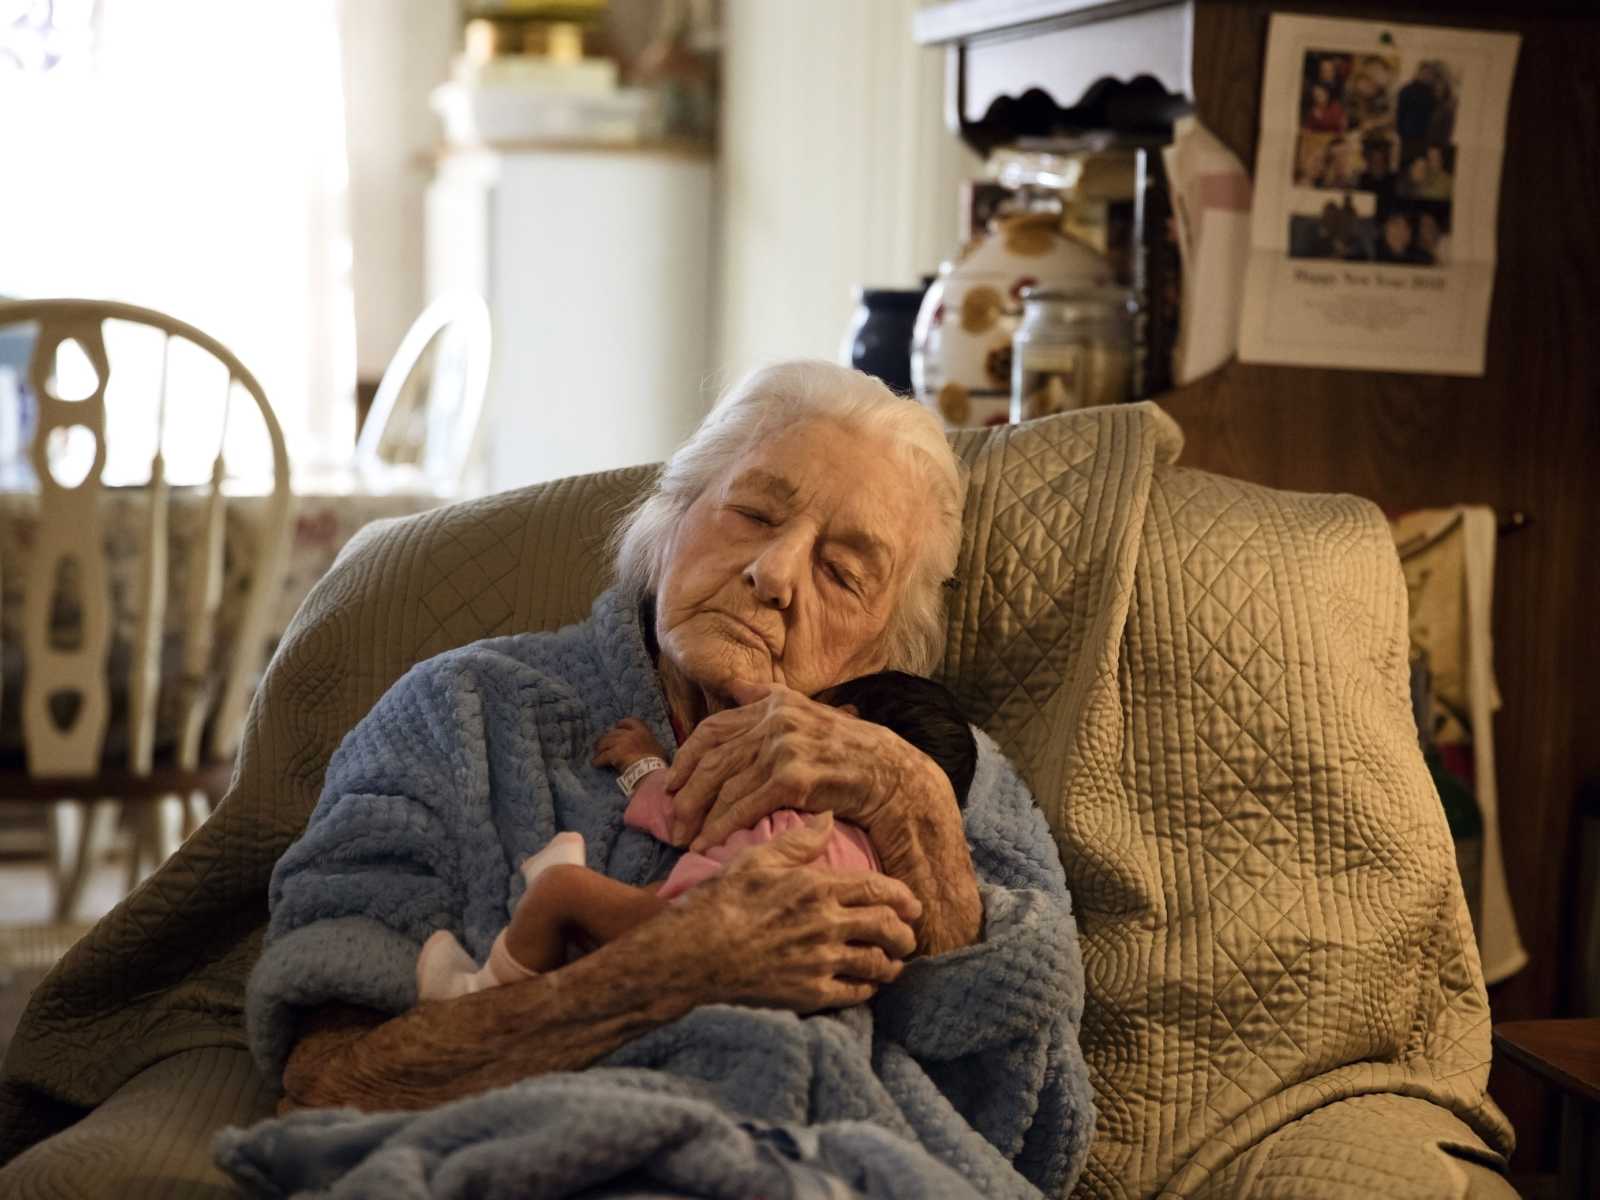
top-left (664, 679), bottom-right (980, 957)
top-left (664, 680), bottom-right (915, 851)
top-left (667, 811), bottom-right (922, 1011)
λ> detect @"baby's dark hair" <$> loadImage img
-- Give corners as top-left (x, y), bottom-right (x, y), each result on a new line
top-left (814, 670), bottom-right (976, 808)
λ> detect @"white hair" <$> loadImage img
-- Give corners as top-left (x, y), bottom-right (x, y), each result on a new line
top-left (613, 359), bottom-right (967, 675)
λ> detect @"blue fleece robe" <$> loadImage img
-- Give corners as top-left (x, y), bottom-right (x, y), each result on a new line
top-left (233, 587), bottom-right (1093, 1199)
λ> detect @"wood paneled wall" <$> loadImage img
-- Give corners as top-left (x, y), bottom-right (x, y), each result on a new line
top-left (1169, 1), bottom-right (1600, 1173)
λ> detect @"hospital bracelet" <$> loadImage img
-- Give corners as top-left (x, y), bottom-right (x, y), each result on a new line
top-left (617, 755), bottom-right (669, 797)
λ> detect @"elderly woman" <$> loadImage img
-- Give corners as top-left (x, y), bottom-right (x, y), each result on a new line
top-left (240, 361), bottom-right (1091, 1199)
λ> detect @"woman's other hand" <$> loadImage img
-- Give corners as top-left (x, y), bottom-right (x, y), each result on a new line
top-left (665, 680), bottom-right (981, 956)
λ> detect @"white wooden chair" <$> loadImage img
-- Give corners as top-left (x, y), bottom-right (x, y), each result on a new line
top-left (0, 299), bottom-right (293, 920)
top-left (354, 292), bottom-right (491, 496)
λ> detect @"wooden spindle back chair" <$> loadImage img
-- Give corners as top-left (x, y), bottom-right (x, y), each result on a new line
top-left (0, 299), bottom-right (292, 919)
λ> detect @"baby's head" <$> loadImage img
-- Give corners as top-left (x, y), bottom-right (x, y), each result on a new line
top-left (814, 671), bottom-right (977, 808)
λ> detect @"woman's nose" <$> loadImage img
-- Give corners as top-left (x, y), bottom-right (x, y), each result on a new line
top-left (745, 536), bottom-right (803, 609)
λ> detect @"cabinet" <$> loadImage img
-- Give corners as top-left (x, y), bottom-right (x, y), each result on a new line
top-left (913, 1), bottom-right (1193, 153)
top-left (426, 144), bottom-right (714, 493)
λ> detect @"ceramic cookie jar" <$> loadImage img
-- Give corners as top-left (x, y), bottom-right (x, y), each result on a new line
top-left (911, 211), bottom-right (1112, 429)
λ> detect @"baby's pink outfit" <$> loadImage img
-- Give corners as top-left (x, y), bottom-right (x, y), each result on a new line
top-left (623, 770), bottom-right (880, 899)
top-left (415, 767), bottom-right (880, 1002)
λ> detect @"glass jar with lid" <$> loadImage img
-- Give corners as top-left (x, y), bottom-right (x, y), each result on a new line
top-left (1010, 286), bottom-right (1135, 422)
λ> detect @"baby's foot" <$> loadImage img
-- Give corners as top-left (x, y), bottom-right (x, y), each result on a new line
top-left (519, 831), bottom-right (586, 888)
top-left (416, 929), bottom-right (484, 1002)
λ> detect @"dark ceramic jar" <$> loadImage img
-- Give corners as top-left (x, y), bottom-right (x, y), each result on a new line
top-left (841, 285), bottom-right (927, 395)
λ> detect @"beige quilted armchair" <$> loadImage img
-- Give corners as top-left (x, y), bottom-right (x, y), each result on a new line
top-left (0, 405), bottom-right (1517, 1198)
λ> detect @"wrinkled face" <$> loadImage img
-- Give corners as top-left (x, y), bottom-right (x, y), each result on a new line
top-left (655, 419), bottom-right (930, 703)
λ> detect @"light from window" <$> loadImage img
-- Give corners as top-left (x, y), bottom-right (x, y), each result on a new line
top-left (0, 0), bottom-right (356, 486)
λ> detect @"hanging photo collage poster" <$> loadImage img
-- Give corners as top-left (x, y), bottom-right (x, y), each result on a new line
top-left (1239, 15), bottom-right (1519, 375)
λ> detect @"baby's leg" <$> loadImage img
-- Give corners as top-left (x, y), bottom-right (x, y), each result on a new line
top-left (414, 832), bottom-right (589, 1002)
top-left (416, 929), bottom-right (486, 1001)
top-left (503, 863), bottom-right (669, 971)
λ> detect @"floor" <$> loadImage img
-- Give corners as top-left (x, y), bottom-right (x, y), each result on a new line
top-left (0, 852), bottom-right (127, 926)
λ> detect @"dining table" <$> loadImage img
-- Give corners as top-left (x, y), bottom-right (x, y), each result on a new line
top-left (0, 462), bottom-right (452, 758)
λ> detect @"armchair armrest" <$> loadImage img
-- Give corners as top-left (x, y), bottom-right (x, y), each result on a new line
top-left (1180, 1094), bottom-right (1516, 1199)
top-left (0, 1047), bottom-right (274, 1199)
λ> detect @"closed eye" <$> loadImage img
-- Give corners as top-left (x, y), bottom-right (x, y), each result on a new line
top-left (822, 559), bottom-right (860, 593)
top-left (732, 506), bottom-right (775, 527)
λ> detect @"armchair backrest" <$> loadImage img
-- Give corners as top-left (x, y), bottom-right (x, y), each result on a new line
top-left (1066, 463), bottom-right (1510, 1195)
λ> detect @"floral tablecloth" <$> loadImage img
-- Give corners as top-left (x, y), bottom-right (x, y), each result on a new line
top-left (0, 486), bottom-right (446, 754)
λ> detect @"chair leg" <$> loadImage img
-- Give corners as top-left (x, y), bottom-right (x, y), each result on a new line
top-left (47, 800), bottom-right (83, 922)
top-left (52, 798), bottom-right (118, 922)
top-left (153, 794), bottom-right (184, 864)
top-left (126, 802), bottom-right (154, 895)
top-left (126, 795), bottom-right (186, 892)
top-left (184, 788), bottom-right (211, 838)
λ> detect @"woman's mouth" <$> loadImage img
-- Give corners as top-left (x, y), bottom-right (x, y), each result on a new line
top-left (715, 611), bottom-right (776, 657)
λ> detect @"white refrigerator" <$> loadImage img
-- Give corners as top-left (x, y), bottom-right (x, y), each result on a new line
top-left (427, 144), bottom-right (715, 493)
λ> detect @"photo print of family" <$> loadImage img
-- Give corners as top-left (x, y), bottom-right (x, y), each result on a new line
top-left (1289, 48), bottom-right (1458, 268)
top-left (1240, 14), bottom-right (1518, 375)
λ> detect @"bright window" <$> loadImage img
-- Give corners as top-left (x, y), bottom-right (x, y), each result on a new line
top-left (0, 0), bottom-right (357, 487)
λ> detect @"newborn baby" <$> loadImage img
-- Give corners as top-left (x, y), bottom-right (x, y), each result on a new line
top-left (416, 670), bottom-right (975, 1000)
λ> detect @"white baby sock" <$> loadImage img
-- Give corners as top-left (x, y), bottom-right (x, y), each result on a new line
top-left (416, 929), bottom-right (488, 1001)
top-left (518, 830), bottom-right (587, 888)
top-left (414, 831), bottom-right (588, 1002)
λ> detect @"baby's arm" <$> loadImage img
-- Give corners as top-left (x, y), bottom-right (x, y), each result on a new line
top-left (594, 717), bottom-right (677, 843)
top-left (593, 717), bottom-right (668, 774)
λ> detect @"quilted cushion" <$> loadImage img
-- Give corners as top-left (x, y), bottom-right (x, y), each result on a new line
top-left (941, 403), bottom-right (1183, 821)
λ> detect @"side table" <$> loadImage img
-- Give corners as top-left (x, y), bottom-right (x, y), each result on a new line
top-left (1493, 1019), bottom-right (1600, 1200)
